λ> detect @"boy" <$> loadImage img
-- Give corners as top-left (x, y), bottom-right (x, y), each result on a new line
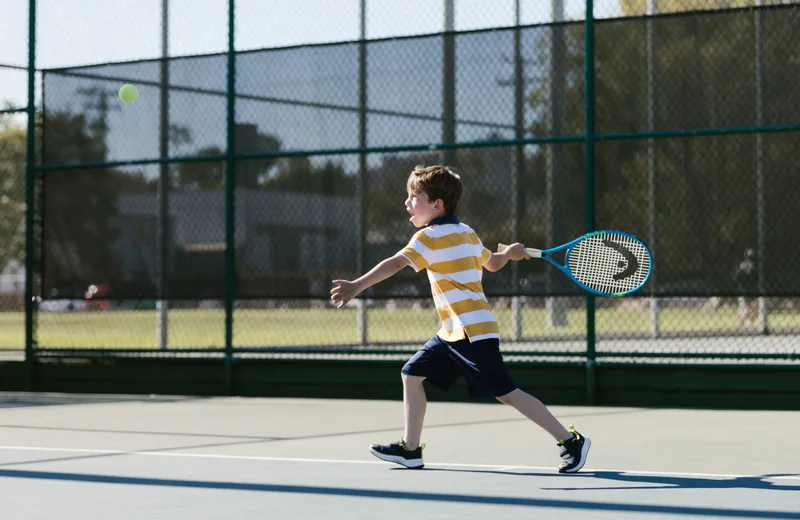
top-left (330, 165), bottom-right (590, 473)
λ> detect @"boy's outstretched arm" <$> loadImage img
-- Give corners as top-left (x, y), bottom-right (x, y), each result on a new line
top-left (484, 242), bottom-right (531, 272)
top-left (331, 253), bottom-right (412, 309)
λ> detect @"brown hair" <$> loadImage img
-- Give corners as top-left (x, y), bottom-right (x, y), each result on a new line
top-left (407, 165), bottom-right (463, 216)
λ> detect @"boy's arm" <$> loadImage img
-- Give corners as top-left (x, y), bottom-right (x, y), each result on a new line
top-left (331, 253), bottom-right (412, 308)
top-left (484, 242), bottom-right (530, 272)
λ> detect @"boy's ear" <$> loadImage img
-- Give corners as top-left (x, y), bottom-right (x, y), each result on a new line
top-left (434, 198), bottom-right (445, 212)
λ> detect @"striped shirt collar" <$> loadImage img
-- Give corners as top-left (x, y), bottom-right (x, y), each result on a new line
top-left (426, 215), bottom-right (460, 227)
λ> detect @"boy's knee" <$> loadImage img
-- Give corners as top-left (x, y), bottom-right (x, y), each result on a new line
top-left (495, 390), bottom-right (516, 404)
top-left (401, 372), bottom-right (426, 385)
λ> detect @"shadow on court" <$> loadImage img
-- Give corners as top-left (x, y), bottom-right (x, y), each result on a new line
top-left (422, 467), bottom-right (800, 493)
top-left (0, 468), bottom-right (797, 519)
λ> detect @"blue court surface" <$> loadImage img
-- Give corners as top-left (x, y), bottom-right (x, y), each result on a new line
top-left (0, 394), bottom-right (798, 519)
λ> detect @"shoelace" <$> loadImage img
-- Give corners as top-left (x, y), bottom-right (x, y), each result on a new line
top-left (557, 424), bottom-right (580, 446)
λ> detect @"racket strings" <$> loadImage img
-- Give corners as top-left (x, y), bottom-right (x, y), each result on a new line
top-left (567, 233), bottom-right (651, 295)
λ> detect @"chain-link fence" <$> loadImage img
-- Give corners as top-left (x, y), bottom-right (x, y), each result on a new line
top-left (3, 0), bottom-right (800, 367)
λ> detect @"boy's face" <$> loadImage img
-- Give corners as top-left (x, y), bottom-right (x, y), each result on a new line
top-left (405, 186), bottom-right (442, 228)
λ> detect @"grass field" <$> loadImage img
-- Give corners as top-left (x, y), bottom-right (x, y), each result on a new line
top-left (1, 305), bottom-right (799, 349)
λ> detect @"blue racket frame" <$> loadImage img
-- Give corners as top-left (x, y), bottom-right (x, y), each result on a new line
top-left (500, 230), bottom-right (653, 297)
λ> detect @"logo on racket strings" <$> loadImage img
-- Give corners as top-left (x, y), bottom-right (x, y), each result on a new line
top-left (602, 239), bottom-right (640, 280)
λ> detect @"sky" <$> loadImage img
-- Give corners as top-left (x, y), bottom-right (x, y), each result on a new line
top-left (1, 0), bottom-right (612, 111)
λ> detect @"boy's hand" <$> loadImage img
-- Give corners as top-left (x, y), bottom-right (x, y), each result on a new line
top-left (330, 279), bottom-right (362, 309)
top-left (330, 255), bottom-right (411, 308)
top-left (486, 243), bottom-right (531, 272)
top-left (503, 242), bottom-right (531, 261)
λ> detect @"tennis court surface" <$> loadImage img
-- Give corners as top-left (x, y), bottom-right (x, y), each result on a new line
top-left (0, 393), bottom-right (798, 519)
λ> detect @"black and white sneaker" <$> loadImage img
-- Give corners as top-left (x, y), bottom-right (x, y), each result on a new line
top-left (557, 425), bottom-right (591, 473)
top-left (369, 440), bottom-right (425, 469)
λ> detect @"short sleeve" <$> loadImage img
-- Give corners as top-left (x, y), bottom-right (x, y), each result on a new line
top-left (474, 234), bottom-right (491, 265)
top-left (480, 246), bottom-right (491, 265)
top-left (399, 231), bottom-right (431, 272)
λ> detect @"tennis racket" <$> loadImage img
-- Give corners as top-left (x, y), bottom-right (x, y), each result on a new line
top-left (499, 230), bottom-right (652, 297)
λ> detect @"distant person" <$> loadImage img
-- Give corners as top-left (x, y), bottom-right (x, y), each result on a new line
top-left (330, 165), bottom-right (590, 473)
top-left (734, 248), bottom-right (758, 327)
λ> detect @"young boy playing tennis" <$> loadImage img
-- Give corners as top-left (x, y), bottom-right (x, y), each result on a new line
top-left (330, 165), bottom-right (590, 473)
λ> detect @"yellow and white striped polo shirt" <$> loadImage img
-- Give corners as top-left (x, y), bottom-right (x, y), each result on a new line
top-left (399, 216), bottom-right (499, 343)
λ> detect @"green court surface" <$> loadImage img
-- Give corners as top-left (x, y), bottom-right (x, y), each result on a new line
top-left (1, 306), bottom-right (798, 349)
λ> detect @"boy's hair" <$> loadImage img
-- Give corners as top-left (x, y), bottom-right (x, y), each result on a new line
top-left (407, 165), bottom-right (463, 216)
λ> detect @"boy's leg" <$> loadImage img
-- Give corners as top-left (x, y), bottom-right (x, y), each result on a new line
top-left (498, 388), bottom-right (591, 473)
top-left (368, 373), bottom-right (427, 469)
top-left (452, 338), bottom-right (591, 473)
top-left (369, 336), bottom-right (459, 469)
top-left (447, 339), bottom-right (569, 440)
top-left (402, 373), bottom-right (427, 449)
top-left (496, 388), bottom-right (570, 442)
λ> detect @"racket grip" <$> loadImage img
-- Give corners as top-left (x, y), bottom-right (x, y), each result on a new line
top-left (497, 243), bottom-right (542, 258)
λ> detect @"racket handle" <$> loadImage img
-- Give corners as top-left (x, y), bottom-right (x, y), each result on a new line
top-left (497, 243), bottom-right (542, 258)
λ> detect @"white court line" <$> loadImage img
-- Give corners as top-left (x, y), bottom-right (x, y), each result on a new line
top-left (0, 445), bottom-right (798, 481)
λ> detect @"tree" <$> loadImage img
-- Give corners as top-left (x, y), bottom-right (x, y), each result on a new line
top-left (177, 146), bottom-right (225, 190)
top-left (176, 124), bottom-right (283, 191)
top-left (264, 156), bottom-right (353, 196)
top-left (42, 105), bottom-right (130, 297)
top-left (236, 123), bottom-right (282, 189)
top-left (522, 2), bottom-right (800, 293)
top-left (0, 112), bottom-right (26, 271)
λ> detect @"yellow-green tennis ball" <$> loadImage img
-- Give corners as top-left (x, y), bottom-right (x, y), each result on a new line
top-left (119, 84), bottom-right (138, 103)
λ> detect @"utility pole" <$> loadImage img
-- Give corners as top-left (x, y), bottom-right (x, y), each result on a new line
top-left (157, 0), bottom-right (170, 350)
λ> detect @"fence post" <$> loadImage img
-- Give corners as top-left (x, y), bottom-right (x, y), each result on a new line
top-left (224, 0), bottom-right (236, 395)
top-left (584, 0), bottom-right (597, 405)
top-left (511, 1), bottom-right (524, 342)
top-left (442, 0), bottom-right (456, 166)
top-left (754, 0), bottom-right (768, 335)
top-left (546, 0), bottom-right (568, 329)
top-left (157, 0), bottom-right (170, 350)
top-left (24, 0), bottom-right (37, 390)
top-left (647, 0), bottom-right (661, 338)
top-left (357, 0), bottom-right (368, 346)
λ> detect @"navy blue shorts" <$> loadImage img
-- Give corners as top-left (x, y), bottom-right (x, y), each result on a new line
top-left (401, 335), bottom-right (517, 398)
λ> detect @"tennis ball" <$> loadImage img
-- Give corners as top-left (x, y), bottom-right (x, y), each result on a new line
top-left (119, 84), bottom-right (138, 104)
